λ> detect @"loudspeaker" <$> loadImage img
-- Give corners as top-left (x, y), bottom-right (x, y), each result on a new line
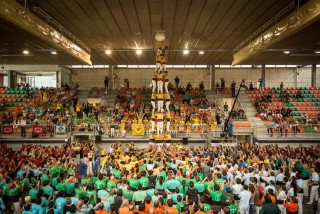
top-left (182, 137), bottom-right (188, 145)
top-left (95, 135), bottom-right (101, 144)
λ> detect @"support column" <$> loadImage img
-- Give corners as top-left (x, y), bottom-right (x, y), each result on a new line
top-left (8, 70), bottom-right (17, 88)
top-left (109, 65), bottom-right (114, 90)
top-left (0, 74), bottom-right (4, 86)
top-left (261, 65), bottom-right (266, 87)
top-left (312, 64), bottom-right (316, 87)
top-left (210, 65), bottom-right (215, 91)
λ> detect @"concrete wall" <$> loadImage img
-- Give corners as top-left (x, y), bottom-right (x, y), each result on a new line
top-left (71, 67), bottom-right (320, 90)
top-left (72, 68), bottom-right (211, 90)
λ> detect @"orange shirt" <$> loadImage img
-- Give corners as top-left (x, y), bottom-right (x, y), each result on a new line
top-left (152, 207), bottom-right (164, 214)
top-left (166, 207), bottom-right (179, 214)
top-left (283, 202), bottom-right (299, 213)
top-left (95, 210), bottom-right (109, 214)
top-left (118, 207), bottom-right (130, 214)
top-left (145, 204), bottom-right (151, 213)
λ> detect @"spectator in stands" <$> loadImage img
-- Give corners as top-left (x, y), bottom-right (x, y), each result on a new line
top-left (258, 79), bottom-right (264, 91)
top-left (199, 81), bottom-right (205, 91)
top-left (220, 78), bottom-right (225, 90)
top-left (104, 76), bottom-right (109, 90)
top-left (231, 81), bottom-right (236, 97)
top-left (249, 82), bottom-right (254, 91)
top-left (186, 82), bottom-right (192, 92)
top-left (215, 82), bottom-right (220, 93)
top-left (280, 82), bottom-right (284, 96)
top-left (174, 76), bottom-right (180, 88)
top-left (296, 89), bottom-right (303, 99)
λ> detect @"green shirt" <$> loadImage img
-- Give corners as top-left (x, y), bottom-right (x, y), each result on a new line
top-left (133, 190), bottom-right (147, 202)
top-left (203, 203), bottom-right (211, 212)
top-left (301, 168), bottom-right (310, 178)
top-left (50, 166), bottom-right (59, 175)
top-left (80, 179), bottom-right (90, 186)
top-left (86, 190), bottom-right (97, 205)
top-left (221, 191), bottom-right (233, 205)
top-left (128, 179), bottom-right (139, 189)
top-left (123, 189), bottom-right (134, 201)
top-left (107, 181), bottom-right (116, 191)
top-left (95, 179), bottom-right (106, 190)
top-left (42, 174), bottom-right (49, 182)
top-left (138, 177), bottom-right (149, 188)
top-left (176, 202), bottom-right (184, 213)
top-left (66, 183), bottom-right (75, 194)
top-left (228, 205), bottom-right (238, 214)
top-left (75, 188), bottom-right (85, 199)
top-left (209, 190), bottom-right (222, 202)
top-left (194, 182), bottom-right (205, 193)
top-left (56, 183), bottom-right (66, 192)
top-left (29, 188), bottom-right (38, 199)
top-left (215, 179), bottom-right (224, 186)
top-left (42, 185), bottom-right (54, 198)
top-left (51, 177), bottom-right (59, 187)
top-left (8, 187), bottom-right (20, 196)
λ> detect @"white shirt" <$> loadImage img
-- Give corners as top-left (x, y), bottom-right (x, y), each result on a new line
top-left (231, 184), bottom-right (243, 195)
top-left (276, 173), bottom-right (284, 182)
top-left (238, 190), bottom-right (252, 212)
top-left (297, 179), bottom-right (304, 188)
top-left (277, 190), bottom-right (287, 201)
top-left (312, 172), bottom-right (319, 182)
top-left (264, 185), bottom-right (276, 194)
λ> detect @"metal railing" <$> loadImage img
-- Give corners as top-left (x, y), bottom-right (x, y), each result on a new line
top-left (0, 124), bottom-right (69, 138)
top-left (254, 123), bottom-right (320, 138)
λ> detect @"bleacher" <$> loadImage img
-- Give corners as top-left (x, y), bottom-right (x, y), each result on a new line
top-left (247, 86), bottom-right (320, 134)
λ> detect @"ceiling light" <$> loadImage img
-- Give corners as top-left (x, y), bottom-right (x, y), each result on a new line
top-left (105, 49), bottom-right (112, 55)
top-left (314, 51), bottom-right (320, 54)
top-left (283, 50), bottom-right (290, 54)
top-left (22, 50), bottom-right (29, 55)
top-left (183, 50), bottom-right (189, 55)
top-left (198, 51), bottom-right (205, 55)
top-left (51, 51), bottom-right (57, 55)
top-left (136, 49), bottom-right (142, 55)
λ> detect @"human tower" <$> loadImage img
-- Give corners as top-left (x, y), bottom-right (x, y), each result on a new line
top-left (149, 38), bottom-right (172, 141)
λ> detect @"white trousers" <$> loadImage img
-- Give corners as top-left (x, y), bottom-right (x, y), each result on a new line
top-left (160, 63), bottom-right (166, 72)
top-left (155, 63), bottom-right (161, 72)
top-left (166, 121), bottom-right (170, 132)
top-left (151, 101), bottom-right (155, 113)
top-left (157, 80), bottom-right (163, 93)
top-left (151, 120), bottom-right (155, 132)
top-left (157, 122), bottom-right (163, 135)
top-left (297, 193), bottom-right (303, 214)
top-left (152, 80), bottom-right (157, 93)
top-left (303, 179), bottom-right (309, 197)
top-left (308, 185), bottom-right (319, 203)
top-left (165, 101), bottom-right (170, 112)
top-left (157, 100), bottom-right (164, 112)
top-left (76, 154), bottom-right (80, 165)
top-left (110, 128), bottom-right (115, 137)
top-left (278, 204), bottom-right (287, 214)
top-left (165, 82), bottom-right (169, 93)
top-left (255, 206), bottom-right (261, 214)
top-left (87, 161), bottom-right (93, 176)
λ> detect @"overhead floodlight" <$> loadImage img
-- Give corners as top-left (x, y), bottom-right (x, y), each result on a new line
top-left (283, 50), bottom-right (290, 54)
top-left (198, 51), bottom-right (205, 55)
top-left (314, 51), bottom-right (320, 54)
top-left (51, 51), bottom-right (57, 55)
top-left (105, 49), bottom-right (112, 55)
top-left (22, 50), bottom-right (29, 55)
top-left (136, 49), bottom-right (142, 55)
top-left (183, 50), bottom-right (189, 55)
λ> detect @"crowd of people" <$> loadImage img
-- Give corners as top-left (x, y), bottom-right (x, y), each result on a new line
top-left (252, 87), bottom-right (320, 137)
top-left (0, 142), bottom-right (319, 214)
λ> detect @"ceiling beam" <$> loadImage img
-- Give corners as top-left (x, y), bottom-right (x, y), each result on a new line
top-left (0, 0), bottom-right (92, 65)
top-left (232, 0), bottom-right (320, 65)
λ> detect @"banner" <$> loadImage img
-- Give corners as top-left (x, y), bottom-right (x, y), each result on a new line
top-left (32, 126), bottom-right (45, 135)
top-left (2, 125), bottom-right (14, 134)
top-left (132, 124), bottom-right (145, 136)
top-left (55, 125), bottom-right (66, 134)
